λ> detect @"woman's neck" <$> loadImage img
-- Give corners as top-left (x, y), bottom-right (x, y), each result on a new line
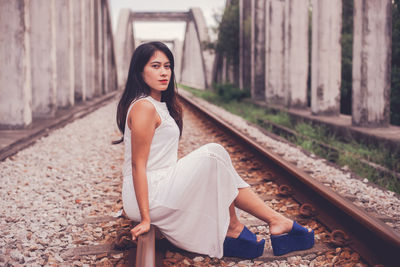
top-left (150, 91), bottom-right (162, 102)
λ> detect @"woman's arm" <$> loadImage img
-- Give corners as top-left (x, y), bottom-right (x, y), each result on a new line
top-left (127, 100), bottom-right (160, 240)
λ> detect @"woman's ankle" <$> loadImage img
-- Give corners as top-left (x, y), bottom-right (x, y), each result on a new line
top-left (227, 221), bottom-right (244, 238)
top-left (268, 214), bottom-right (293, 235)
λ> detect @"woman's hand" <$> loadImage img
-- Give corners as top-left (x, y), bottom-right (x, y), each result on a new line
top-left (131, 220), bottom-right (151, 241)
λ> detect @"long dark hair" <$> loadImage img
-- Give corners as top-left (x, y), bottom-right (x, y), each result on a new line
top-left (114, 42), bottom-right (183, 144)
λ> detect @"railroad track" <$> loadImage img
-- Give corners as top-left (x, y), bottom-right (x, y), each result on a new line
top-left (61, 92), bottom-right (399, 266)
top-left (176, 92), bottom-right (400, 266)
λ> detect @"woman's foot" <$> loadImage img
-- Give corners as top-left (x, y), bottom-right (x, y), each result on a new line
top-left (268, 214), bottom-right (295, 235)
top-left (227, 221), bottom-right (262, 242)
top-left (224, 225), bottom-right (266, 259)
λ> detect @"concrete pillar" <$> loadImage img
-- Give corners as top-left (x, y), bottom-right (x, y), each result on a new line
top-left (80, 0), bottom-right (87, 100)
top-left (172, 39), bottom-right (183, 83)
top-left (227, 61), bottom-right (235, 84)
top-left (93, 0), bottom-right (103, 96)
top-left (190, 8), bottom-right (214, 89)
top-left (99, 1), bottom-right (106, 94)
top-left (115, 9), bottom-right (134, 89)
top-left (55, 0), bottom-right (75, 108)
top-left (239, 0), bottom-right (252, 90)
top-left (102, 1), bottom-right (109, 93)
top-left (29, 0), bottom-right (57, 118)
top-left (181, 20), bottom-right (206, 89)
top-left (311, 0), bottom-right (342, 115)
top-left (265, 0), bottom-right (285, 105)
top-left (251, 0), bottom-right (266, 100)
top-left (284, 0), bottom-right (309, 108)
top-left (102, 0), bottom-right (117, 93)
top-left (73, 0), bottom-right (85, 101)
top-left (222, 57), bottom-right (228, 84)
top-left (84, 0), bottom-right (96, 98)
top-left (352, 0), bottom-right (392, 127)
top-left (0, 0), bottom-right (32, 128)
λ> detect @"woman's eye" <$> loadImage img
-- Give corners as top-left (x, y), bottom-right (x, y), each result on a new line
top-left (152, 65), bottom-right (160, 68)
top-left (165, 65), bottom-right (170, 69)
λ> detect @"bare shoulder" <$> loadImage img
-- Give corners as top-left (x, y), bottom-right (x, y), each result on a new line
top-left (130, 99), bottom-right (156, 115)
top-left (127, 99), bottom-right (157, 129)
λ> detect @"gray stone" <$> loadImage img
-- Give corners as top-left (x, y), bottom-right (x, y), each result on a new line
top-left (10, 250), bottom-right (24, 262)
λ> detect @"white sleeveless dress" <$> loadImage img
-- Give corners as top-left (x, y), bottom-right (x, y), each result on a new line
top-left (122, 95), bottom-right (249, 258)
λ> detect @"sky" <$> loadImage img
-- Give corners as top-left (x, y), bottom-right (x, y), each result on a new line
top-left (108, 0), bottom-right (226, 42)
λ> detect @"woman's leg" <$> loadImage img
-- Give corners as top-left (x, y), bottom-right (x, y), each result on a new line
top-left (227, 202), bottom-right (266, 241)
top-left (234, 187), bottom-right (293, 235)
top-left (226, 203), bottom-right (243, 237)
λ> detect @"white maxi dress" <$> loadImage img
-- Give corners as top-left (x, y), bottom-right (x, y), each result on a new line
top-left (122, 96), bottom-right (249, 258)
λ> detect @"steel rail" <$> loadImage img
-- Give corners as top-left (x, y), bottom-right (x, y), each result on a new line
top-left (178, 93), bottom-right (400, 267)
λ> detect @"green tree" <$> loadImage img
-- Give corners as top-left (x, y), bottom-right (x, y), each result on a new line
top-left (391, 0), bottom-right (400, 125)
top-left (215, 0), bottom-right (239, 66)
top-left (340, 0), bottom-right (353, 115)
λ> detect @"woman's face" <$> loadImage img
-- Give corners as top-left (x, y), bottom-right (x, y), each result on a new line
top-left (142, 50), bottom-right (171, 95)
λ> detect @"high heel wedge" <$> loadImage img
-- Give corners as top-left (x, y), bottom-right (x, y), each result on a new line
top-left (270, 221), bottom-right (314, 256)
top-left (223, 226), bottom-right (265, 259)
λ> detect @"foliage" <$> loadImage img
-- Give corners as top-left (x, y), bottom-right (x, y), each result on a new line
top-left (211, 0), bottom-right (400, 124)
top-left (265, 112), bottom-right (292, 128)
top-left (180, 85), bottom-right (400, 193)
top-left (391, 0), bottom-right (400, 125)
top-left (215, 0), bottom-right (240, 66)
top-left (214, 83), bottom-right (250, 102)
top-left (341, 0), bottom-right (353, 115)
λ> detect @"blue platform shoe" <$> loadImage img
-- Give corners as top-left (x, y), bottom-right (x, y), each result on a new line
top-left (223, 226), bottom-right (265, 259)
top-left (270, 221), bottom-right (314, 256)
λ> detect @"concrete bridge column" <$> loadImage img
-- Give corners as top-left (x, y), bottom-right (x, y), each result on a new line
top-left (115, 9), bottom-right (134, 89)
top-left (172, 39), bottom-right (183, 83)
top-left (73, 0), bottom-right (85, 101)
top-left (251, 0), bottom-right (266, 100)
top-left (265, 0), bottom-right (285, 105)
top-left (82, 0), bottom-right (95, 99)
top-left (352, 0), bottom-right (392, 127)
top-left (191, 8), bottom-right (214, 89)
top-left (29, 0), bottom-right (57, 118)
top-left (311, 0), bottom-right (342, 115)
top-left (102, 0), bottom-right (117, 93)
top-left (181, 8), bottom-right (213, 89)
top-left (284, 0), bottom-right (309, 108)
top-left (0, 0), bottom-right (32, 128)
top-left (239, 0), bottom-right (252, 90)
top-left (94, 0), bottom-right (103, 96)
top-left (181, 18), bottom-right (206, 89)
top-left (55, 0), bottom-right (75, 108)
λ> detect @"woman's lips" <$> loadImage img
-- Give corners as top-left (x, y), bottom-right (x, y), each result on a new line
top-left (159, 80), bottom-right (168, 84)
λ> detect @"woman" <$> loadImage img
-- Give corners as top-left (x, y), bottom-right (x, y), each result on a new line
top-left (115, 41), bottom-right (314, 259)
